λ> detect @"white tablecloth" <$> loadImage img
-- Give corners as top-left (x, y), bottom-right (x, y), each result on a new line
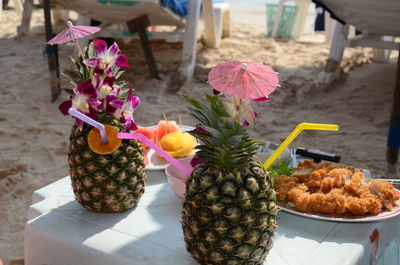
top-left (25, 171), bottom-right (400, 265)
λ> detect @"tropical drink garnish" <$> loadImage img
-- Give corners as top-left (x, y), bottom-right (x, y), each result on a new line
top-left (136, 126), bottom-right (155, 149)
top-left (88, 125), bottom-right (122, 154)
top-left (154, 120), bottom-right (180, 141)
top-left (159, 131), bottom-right (196, 158)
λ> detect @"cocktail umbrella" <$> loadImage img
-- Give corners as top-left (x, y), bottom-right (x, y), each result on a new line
top-left (47, 21), bottom-right (101, 56)
top-left (208, 61), bottom-right (279, 99)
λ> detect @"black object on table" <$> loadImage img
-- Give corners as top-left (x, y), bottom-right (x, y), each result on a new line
top-left (387, 46), bottom-right (400, 168)
top-left (295, 147), bottom-right (341, 163)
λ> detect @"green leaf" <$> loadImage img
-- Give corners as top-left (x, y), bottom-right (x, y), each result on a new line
top-left (87, 42), bottom-right (96, 58)
top-left (206, 94), bottom-right (229, 117)
top-left (182, 94), bottom-right (203, 109)
top-left (64, 88), bottom-right (74, 95)
top-left (115, 70), bottom-right (125, 80)
top-left (267, 159), bottom-right (294, 179)
top-left (190, 108), bottom-right (212, 126)
top-left (61, 72), bottom-right (78, 87)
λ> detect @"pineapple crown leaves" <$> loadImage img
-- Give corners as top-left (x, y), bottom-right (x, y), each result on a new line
top-left (183, 94), bottom-right (263, 170)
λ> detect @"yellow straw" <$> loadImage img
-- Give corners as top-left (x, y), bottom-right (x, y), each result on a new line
top-left (263, 123), bottom-right (339, 170)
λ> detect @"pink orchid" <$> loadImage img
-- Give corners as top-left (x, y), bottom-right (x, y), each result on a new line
top-left (190, 155), bottom-right (203, 168)
top-left (93, 75), bottom-right (117, 99)
top-left (84, 39), bottom-right (130, 76)
top-left (91, 74), bottom-right (119, 113)
top-left (59, 80), bottom-right (100, 128)
top-left (110, 84), bottom-right (140, 131)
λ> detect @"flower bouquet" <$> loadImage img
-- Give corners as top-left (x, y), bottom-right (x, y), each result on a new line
top-left (58, 37), bottom-right (147, 213)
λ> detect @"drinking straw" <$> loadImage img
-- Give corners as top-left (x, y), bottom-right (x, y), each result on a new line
top-left (118, 133), bottom-right (193, 176)
top-left (263, 123), bottom-right (339, 170)
top-left (68, 108), bottom-right (108, 144)
top-left (67, 107), bottom-right (192, 175)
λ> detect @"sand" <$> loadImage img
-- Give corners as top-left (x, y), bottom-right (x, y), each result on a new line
top-left (0, 3), bottom-right (399, 264)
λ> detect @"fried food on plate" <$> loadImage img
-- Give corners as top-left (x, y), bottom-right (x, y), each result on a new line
top-left (369, 180), bottom-right (400, 210)
top-left (275, 175), bottom-right (299, 201)
top-left (275, 160), bottom-right (400, 216)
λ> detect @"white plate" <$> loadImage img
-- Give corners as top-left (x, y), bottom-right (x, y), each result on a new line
top-left (145, 125), bottom-right (195, 171)
top-left (277, 190), bottom-right (400, 223)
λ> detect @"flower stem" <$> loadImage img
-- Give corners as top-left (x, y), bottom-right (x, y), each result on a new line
top-left (235, 98), bottom-right (242, 124)
top-left (75, 40), bottom-right (84, 58)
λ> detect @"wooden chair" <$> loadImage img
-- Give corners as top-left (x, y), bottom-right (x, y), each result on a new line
top-left (314, 0), bottom-right (400, 174)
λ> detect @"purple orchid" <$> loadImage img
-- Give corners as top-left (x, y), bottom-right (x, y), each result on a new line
top-left (251, 96), bottom-right (273, 102)
top-left (59, 80), bottom-right (101, 128)
top-left (194, 126), bottom-right (209, 134)
top-left (91, 74), bottom-right (120, 113)
top-left (93, 75), bottom-right (117, 99)
top-left (110, 84), bottom-right (140, 131)
top-left (59, 38), bottom-right (140, 133)
top-left (84, 39), bottom-right (130, 76)
top-left (190, 155), bottom-right (203, 167)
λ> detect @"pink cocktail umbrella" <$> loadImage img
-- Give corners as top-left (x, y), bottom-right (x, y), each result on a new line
top-left (47, 21), bottom-right (101, 56)
top-left (208, 61), bottom-right (279, 99)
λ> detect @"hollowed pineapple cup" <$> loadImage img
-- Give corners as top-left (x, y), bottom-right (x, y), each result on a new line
top-left (68, 123), bottom-right (147, 213)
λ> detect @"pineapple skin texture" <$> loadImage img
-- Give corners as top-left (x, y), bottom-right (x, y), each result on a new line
top-left (68, 123), bottom-right (147, 213)
top-left (182, 160), bottom-right (278, 265)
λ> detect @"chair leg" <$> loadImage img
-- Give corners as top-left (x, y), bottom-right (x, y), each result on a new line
top-left (12, 0), bottom-right (23, 13)
top-left (212, 3), bottom-right (230, 43)
top-left (17, 0), bottom-right (33, 36)
top-left (179, 0), bottom-right (201, 81)
top-left (316, 22), bottom-right (348, 85)
top-left (127, 15), bottom-right (160, 80)
top-left (271, 0), bottom-right (286, 37)
top-left (43, 0), bottom-right (61, 102)
top-left (386, 47), bottom-right (400, 176)
top-left (202, 0), bottom-right (218, 48)
top-left (222, 9), bottom-right (230, 38)
top-left (373, 36), bottom-right (394, 63)
top-left (291, 0), bottom-right (310, 39)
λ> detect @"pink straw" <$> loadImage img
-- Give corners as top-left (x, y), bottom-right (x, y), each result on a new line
top-left (118, 133), bottom-right (193, 176)
top-left (66, 108), bottom-right (193, 176)
top-left (68, 108), bottom-right (108, 144)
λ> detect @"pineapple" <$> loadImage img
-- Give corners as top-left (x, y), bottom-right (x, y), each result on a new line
top-left (182, 94), bottom-right (277, 265)
top-left (68, 121), bottom-right (146, 213)
top-left (59, 39), bottom-right (147, 213)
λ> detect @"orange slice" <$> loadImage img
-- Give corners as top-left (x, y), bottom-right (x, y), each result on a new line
top-left (88, 125), bottom-right (122, 155)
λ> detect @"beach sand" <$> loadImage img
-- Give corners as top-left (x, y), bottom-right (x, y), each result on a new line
top-left (0, 3), bottom-right (398, 264)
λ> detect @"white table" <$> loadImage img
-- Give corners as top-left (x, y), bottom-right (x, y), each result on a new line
top-left (25, 171), bottom-right (400, 265)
